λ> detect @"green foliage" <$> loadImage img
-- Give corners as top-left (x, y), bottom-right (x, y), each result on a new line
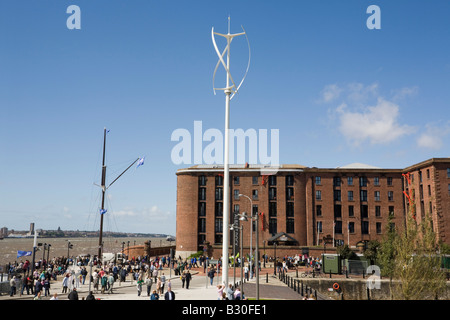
top-left (336, 244), bottom-right (356, 260)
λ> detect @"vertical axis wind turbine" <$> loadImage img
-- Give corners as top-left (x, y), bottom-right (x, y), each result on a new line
top-left (212, 16), bottom-right (250, 287)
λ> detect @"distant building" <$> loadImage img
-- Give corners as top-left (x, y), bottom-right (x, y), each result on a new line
top-left (0, 227), bottom-right (7, 238)
top-left (175, 158), bottom-right (450, 259)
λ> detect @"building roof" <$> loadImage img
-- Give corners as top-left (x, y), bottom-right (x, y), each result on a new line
top-left (336, 163), bottom-right (381, 169)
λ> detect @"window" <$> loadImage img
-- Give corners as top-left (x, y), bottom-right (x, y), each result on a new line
top-left (233, 204), bottom-right (240, 214)
top-left (348, 222), bottom-right (355, 233)
top-left (199, 175), bottom-right (207, 186)
top-left (448, 184), bottom-right (450, 195)
top-left (215, 234), bottom-right (223, 245)
top-left (419, 171), bottom-right (422, 183)
top-left (269, 218), bottom-right (277, 235)
top-left (215, 202), bottom-right (223, 216)
top-left (269, 187), bottom-right (277, 200)
top-left (388, 191), bottom-right (394, 201)
top-left (427, 169), bottom-right (430, 179)
top-left (316, 205), bottom-right (322, 216)
top-left (361, 221), bottom-right (369, 234)
top-left (317, 221), bottom-right (323, 233)
top-left (347, 177), bottom-right (353, 186)
top-left (376, 222), bottom-right (382, 234)
top-left (315, 176), bottom-right (321, 185)
top-left (334, 204), bottom-right (342, 218)
top-left (316, 190), bottom-right (322, 200)
top-left (269, 175), bottom-right (277, 186)
top-left (348, 205), bottom-right (354, 217)
top-left (374, 177), bottom-right (380, 186)
top-left (199, 202), bottom-right (206, 216)
top-left (234, 189), bottom-right (240, 200)
top-left (215, 218), bottom-right (223, 233)
top-left (252, 205), bottom-right (258, 216)
top-left (252, 189), bottom-right (258, 200)
top-left (360, 190), bottom-right (368, 202)
top-left (286, 202), bottom-right (294, 217)
top-left (334, 190), bottom-right (341, 201)
top-left (375, 206), bottom-right (381, 217)
top-left (199, 187), bottom-right (206, 200)
top-left (361, 205), bottom-right (368, 218)
top-left (215, 175), bottom-right (223, 186)
top-left (234, 176), bottom-right (240, 185)
top-left (333, 177), bottom-right (341, 187)
top-left (389, 206), bottom-right (394, 217)
top-left (360, 176), bottom-right (368, 187)
top-left (286, 187), bottom-right (294, 200)
top-left (428, 185), bottom-right (431, 196)
top-left (269, 202), bottom-right (277, 217)
top-left (198, 218), bottom-right (206, 233)
top-left (447, 168), bottom-right (450, 178)
top-left (215, 187), bottom-right (223, 200)
top-left (334, 221), bottom-right (342, 234)
top-left (387, 177), bottom-right (393, 186)
top-left (286, 219), bottom-right (295, 234)
top-left (252, 176), bottom-right (258, 185)
top-left (286, 175), bottom-right (294, 186)
top-left (348, 191), bottom-right (354, 201)
top-left (374, 191), bottom-right (380, 201)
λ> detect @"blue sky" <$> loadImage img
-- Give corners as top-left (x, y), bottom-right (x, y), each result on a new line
top-left (1, 1), bottom-right (449, 236)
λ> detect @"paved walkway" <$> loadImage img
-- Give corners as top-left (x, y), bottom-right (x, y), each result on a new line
top-left (0, 266), bottom-right (313, 301)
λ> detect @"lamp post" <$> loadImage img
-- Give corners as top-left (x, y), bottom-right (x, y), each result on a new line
top-left (230, 212), bottom-right (247, 293)
top-left (46, 244), bottom-right (51, 265)
top-left (239, 194), bottom-right (253, 278)
top-left (212, 17), bottom-right (250, 287)
top-left (238, 210), bottom-right (259, 300)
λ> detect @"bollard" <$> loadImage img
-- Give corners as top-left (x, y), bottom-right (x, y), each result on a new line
top-left (301, 281), bottom-right (304, 296)
top-left (266, 273), bottom-right (268, 283)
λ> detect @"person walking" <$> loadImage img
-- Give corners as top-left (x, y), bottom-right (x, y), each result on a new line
top-left (145, 275), bottom-right (153, 296)
top-left (137, 278), bottom-right (144, 296)
top-left (226, 284), bottom-right (234, 300)
top-left (164, 286), bottom-right (175, 300)
top-left (150, 289), bottom-right (159, 300)
top-left (208, 267), bottom-right (215, 286)
top-left (185, 270), bottom-right (192, 289)
top-left (43, 278), bottom-right (51, 297)
top-left (108, 272), bottom-right (115, 294)
top-left (9, 276), bottom-right (17, 297)
top-left (181, 271), bottom-right (186, 288)
top-left (68, 287), bottom-right (79, 300)
top-left (160, 273), bottom-right (166, 294)
top-left (62, 274), bottom-right (70, 293)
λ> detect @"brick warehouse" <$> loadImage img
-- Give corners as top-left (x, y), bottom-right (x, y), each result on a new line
top-left (175, 158), bottom-right (450, 259)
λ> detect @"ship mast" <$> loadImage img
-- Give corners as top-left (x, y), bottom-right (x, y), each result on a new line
top-left (97, 128), bottom-right (141, 259)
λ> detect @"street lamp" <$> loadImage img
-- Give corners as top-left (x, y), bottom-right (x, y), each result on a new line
top-left (238, 209), bottom-right (260, 300)
top-left (239, 194), bottom-right (253, 278)
top-left (230, 212), bottom-right (247, 293)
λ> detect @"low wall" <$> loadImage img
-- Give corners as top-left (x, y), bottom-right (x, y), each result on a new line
top-left (297, 278), bottom-right (450, 300)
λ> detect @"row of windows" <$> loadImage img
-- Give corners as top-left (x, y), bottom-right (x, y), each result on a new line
top-left (199, 175), bottom-right (295, 186)
top-left (316, 204), bottom-right (394, 218)
top-left (315, 176), bottom-right (394, 187)
top-left (199, 187), bottom-right (295, 201)
top-left (316, 221), bottom-right (393, 235)
top-left (316, 190), bottom-right (394, 201)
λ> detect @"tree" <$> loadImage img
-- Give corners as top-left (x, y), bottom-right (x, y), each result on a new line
top-left (363, 240), bottom-right (380, 265)
top-left (336, 244), bottom-right (356, 260)
top-left (391, 209), bottom-right (446, 300)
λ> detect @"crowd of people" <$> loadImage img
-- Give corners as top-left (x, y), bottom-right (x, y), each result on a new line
top-left (5, 252), bottom-right (322, 300)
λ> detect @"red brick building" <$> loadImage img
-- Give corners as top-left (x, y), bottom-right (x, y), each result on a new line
top-left (175, 159), bottom-right (450, 259)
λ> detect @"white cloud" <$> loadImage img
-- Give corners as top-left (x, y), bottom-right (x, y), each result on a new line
top-left (114, 206), bottom-right (171, 221)
top-left (319, 84), bottom-right (342, 103)
top-left (337, 97), bottom-right (415, 145)
top-left (417, 122), bottom-right (450, 150)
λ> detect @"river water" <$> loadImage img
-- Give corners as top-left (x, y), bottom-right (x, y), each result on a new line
top-left (0, 236), bottom-right (171, 268)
